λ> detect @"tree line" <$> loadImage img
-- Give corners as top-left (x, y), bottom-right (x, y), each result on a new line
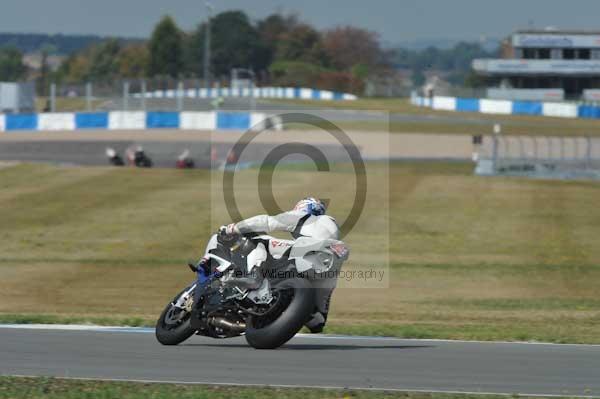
top-left (392, 42), bottom-right (498, 87)
top-left (0, 12), bottom-right (390, 94)
top-left (55, 12), bottom-right (390, 94)
top-left (0, 12), bottom-right (498, 93)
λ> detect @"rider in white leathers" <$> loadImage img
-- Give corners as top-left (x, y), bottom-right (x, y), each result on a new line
top-left (217, 197), bottom-right (339, 333)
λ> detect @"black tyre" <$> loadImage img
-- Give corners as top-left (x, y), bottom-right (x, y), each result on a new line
top-left (155, 287), bottom-right (196, 346)
top-left (245, 278), bottom-right (315, 349)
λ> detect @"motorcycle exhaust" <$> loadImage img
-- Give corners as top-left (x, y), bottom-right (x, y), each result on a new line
top-left (209, 316), bottom-right (246, 334)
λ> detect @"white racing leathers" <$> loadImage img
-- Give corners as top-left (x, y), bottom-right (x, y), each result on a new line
top-left (221, 211), bottom-right (341, 328)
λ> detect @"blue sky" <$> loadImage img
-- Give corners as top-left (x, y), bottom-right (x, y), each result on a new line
top-left (2, 0), bottom-right (600, 44)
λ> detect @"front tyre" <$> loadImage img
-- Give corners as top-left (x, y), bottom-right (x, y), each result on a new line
top-left (245, 278), bottom-right (315, 349)
top-left (155, 287), bottom-right (196, 346)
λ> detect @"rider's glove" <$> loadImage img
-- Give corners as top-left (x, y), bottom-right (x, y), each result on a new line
top-left (219, 223), bottom-right (239, 236)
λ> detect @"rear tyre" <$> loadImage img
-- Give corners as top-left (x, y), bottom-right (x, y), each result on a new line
top-left (155, 287), bottom-right (196, 346)
top-left (245, 278), bottom-right (315, 349)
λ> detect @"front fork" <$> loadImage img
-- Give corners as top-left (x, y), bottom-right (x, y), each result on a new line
top-left (173, 260), bottom-right (220, 311)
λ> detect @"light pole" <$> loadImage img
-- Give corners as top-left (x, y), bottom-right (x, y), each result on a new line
top-left (203, 1), bottom-right (213, 90)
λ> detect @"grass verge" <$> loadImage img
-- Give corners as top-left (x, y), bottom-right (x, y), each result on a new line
top-left (0, 162), bottom-right (599, 344)
top-left (0, 376), bottom-right (574, 399)
top-left (269, 98), bottom-right (600, 137)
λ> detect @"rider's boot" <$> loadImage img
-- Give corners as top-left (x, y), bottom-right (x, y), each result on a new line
top-left (305, 312), bottom-right (328, 334)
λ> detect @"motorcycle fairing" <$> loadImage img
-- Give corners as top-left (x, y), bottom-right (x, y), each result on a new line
top-left (289, 237), bottom-right (347, 273)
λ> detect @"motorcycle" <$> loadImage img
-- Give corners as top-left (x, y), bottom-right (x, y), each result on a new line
top-left (126, 146), bottom-right (153, 168)
top-left (155, 230), bottom-right (349, 349)
top-left (105, 147), bottom-right (124, 166)
top-left (176, 149), bottom-right (195, 169)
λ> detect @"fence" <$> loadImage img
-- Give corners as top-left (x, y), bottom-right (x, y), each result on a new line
top-left (410, 92), bottom-right (600, 120)
top-left (39, 80), bottom-right (357, 114)
top-left (474, 135), bottom-right (600, 180)
top-left (0, 111), bottom-right (282, 132)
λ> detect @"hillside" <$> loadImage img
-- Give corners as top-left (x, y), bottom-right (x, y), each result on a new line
top-left (0, 32), bottom-right (139, 55)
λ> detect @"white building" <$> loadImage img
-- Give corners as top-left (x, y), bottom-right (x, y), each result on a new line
top-left (473, 30), bottom-right (600, 101)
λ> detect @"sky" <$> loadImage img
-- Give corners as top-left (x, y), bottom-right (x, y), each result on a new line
top-left (2, 0), bottom-right (600, 45)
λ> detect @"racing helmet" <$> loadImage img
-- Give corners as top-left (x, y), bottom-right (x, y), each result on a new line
top-left (294, 197), bottom-right (326, 216)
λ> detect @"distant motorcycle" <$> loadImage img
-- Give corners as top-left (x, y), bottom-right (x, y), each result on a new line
top-left (176, 149), bottom-right (195, 169)
top-left (155, 230), bottom-right (349, 349)
top-left (105, 147), bottom-right (124, 166)
top-left (126, 146), bottom-right (153, 168)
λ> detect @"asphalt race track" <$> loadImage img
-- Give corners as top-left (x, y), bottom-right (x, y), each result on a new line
top-left (1, 326), bottom-right (599, 396)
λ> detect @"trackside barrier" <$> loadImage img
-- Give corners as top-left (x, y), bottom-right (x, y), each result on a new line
top-left (0, 111), bottom-right (284, 132)
top-left (75, 113), bottom-right (109, 129)
top-left (146, 112), bottom-right (180, 129)
top-left (479, 99), bottom-right (512, 115)
top-left (542, 103), bottom-right (578, 119)
top-left (578, 106), bottom-right (600, 119)
top-left (6, 114), bottom-right (37, 130)
top-left (179, 112), bottom-right (215, 130)
top-left (456, 98), bottom-right (480, 112)
top-left (411, 93), bottom-right (600, 120)
top-left (432, 96), bottom-right (456, 111)
top-left (38, 113), bottom-right (76, 131)
top-left (108, 111), bottom-right (146, 130)
top-left (133, 86), bottom-right (357, 101)
top-left (512, 101), bottom-right (542, 116)
top-left (216, 112), bottom-right (251, 130)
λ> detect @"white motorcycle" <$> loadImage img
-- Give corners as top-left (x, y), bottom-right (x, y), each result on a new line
top-left (155, 230), bottom-right (349, 349)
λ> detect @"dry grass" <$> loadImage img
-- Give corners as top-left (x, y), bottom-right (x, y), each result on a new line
top-left (0, 162), bottom-right (599, 343)
top-left (35, 97), bottom-right (105, 113)
top-left (271, 98), bottom-right (600, 137)
top-left (0, 376), bottom-right (545, 399)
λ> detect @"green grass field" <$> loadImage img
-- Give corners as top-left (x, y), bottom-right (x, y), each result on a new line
top-left (0, 162), bottom-right (599, 343)
top-left (270, 98), bottom-right (600, 137)
top-left (35, 97), bottom-right (106, 113)
top-left (0, 377), bottom-right (575, 399)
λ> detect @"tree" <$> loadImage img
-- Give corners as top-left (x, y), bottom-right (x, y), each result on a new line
top-left (55, 53), bottom-right (90, 83)
top-left (54, 40), bottom-right (126, 83)
top-left (322, 26), bottom-right (383, 71)
top-left (411, 67), bottom-right (426, 87)
top-left (0, 47), bottom-right (26, 81)
top-left (463, 70), bottom-right (487, 88)
top-left (257, 13), bottom-right (299, 67)
top-left (257, 13), bottom-right (298, 48)
top-left (87, 39), bottom-right (121, 81)
top-left (148, 15), bottom-right (184, 78)
top-left (269, 60), bottom-right (324, 87)
top-left (185, 11), bottom-right (270, 78)
top-left (276, 24), bottom-right (329, 67)
top-left (119, 44), bottom-right (149, 78)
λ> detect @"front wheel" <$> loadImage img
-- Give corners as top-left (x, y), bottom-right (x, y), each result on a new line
top-left (155, 287), bottom-right (196, 345)
top-left (245, 278), bottom-right (315, 349)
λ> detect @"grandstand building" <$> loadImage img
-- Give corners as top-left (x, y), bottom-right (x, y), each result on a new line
top-left (473, 30), bottom-right (600, 100)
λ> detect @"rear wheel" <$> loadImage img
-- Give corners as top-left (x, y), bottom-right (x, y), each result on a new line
top-left (155, 287), bottom-right (196, 345)
top-left (245, 278), bottom-right (315, 349)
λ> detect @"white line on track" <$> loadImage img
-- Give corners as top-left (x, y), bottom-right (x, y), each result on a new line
top-left (1, 324), bottom-right (600, 348)
top-left (5, 375), bottom-right (600, 398)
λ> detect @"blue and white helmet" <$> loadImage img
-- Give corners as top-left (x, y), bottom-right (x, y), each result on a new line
top-left (294, 197), bottom-right (326, 216)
